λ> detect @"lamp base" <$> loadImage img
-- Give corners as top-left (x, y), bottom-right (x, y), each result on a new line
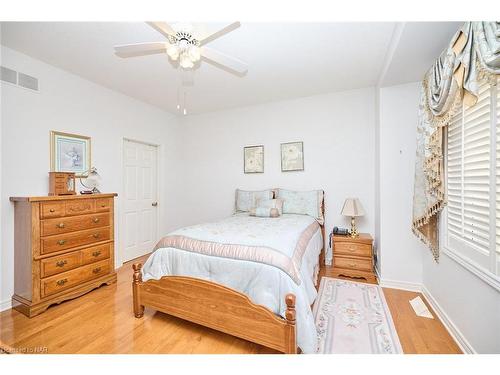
top-left (350, 217), bottom-right (359, 238)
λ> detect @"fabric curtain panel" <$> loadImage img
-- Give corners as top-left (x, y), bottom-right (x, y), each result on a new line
top-left (412, 21), bottom-right (500, 260)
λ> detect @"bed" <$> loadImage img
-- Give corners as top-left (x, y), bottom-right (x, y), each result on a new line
top-left (132, 189), bottom-right (325, 354)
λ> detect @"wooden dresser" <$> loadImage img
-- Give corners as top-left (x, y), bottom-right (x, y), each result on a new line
top-left (331, 233), bottom-right (377, 283)
top-left (10, 193), bottom-right (118, 317)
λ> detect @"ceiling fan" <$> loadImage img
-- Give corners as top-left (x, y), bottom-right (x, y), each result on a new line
top-left (114, 22), bottom-right (248, 76)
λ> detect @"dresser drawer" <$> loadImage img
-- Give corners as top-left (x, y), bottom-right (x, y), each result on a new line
top-left (41, 259), bottom-right (110, 298)
top-left (334, 242), bottom-right (372, 258)
top-left (65, 199), bottom-right (96, 216)
top-left (40, 202), bottom-right (65, 218)
top-left (334, 256), bottom-right (372, 272)
top-left (41, 227), bottom-right (111, 255)
top-left (41, 212), bottom-right (110, 236)
top-left (40, 251), bottom-right (81, 278)
top-left (81, 243), bottom-right (110, 265)
top-left (95, 198), bottom-right (111, 212)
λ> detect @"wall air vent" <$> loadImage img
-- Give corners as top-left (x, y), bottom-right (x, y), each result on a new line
top-left (1, 66), bottom-right (17, 85)
top-left (0, 66), bottom-right (39, 92)
top-left (18, 72), bottom-right (39, 91)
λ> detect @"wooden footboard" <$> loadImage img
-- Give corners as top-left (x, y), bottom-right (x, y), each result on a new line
top-left (132, 263), bottom-right (297, 354)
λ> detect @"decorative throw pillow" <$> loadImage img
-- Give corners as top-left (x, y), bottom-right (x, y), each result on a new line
top-left (255, 198), bottom-right (284, 215)
top-left (277, 189), bottom-right (324, 223)
top-left (235, 189), bottom-right (274, 212)
top-left (249, 207), bottom-right (280, 218)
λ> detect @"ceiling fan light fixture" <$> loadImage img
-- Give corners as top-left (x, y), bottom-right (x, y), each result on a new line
top-left (188, 45), bottom-right (201, 62)
top-left (180, 54), bottom-right (194, 69)
top-left (167, 45), bottom-right (180, 60)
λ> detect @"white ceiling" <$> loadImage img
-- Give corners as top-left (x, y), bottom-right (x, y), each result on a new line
top-left (0, 22), bottom-right (461, 115)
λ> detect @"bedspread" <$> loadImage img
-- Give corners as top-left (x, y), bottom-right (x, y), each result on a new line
top-left (142, 213), bottom-right (323, 353)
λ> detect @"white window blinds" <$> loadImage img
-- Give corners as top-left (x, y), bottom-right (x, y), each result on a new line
top-left (496, 78), bottom-right (500, 272)
top-left (446, 78), bottom-right (500, 275)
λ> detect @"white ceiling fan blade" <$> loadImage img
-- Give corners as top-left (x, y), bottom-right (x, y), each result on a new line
top-left (147, 21), bottom-right (176, 38)
top-left (201, 47), bottom-right (248, 75)
top-left (114, 42), bottom-right (168, 58)
top-left (199, 22), bottom-right (241, 46)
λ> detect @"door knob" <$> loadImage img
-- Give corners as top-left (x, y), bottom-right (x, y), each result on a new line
top-left (152, 202), bottom-right (158, 207)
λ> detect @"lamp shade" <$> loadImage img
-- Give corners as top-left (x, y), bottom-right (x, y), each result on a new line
top-left (341, 198), bottom-right (365, 217)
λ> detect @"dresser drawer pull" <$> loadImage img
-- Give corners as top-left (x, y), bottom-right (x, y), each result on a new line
top-left (56, 260), bottom-right (68, 267)
top-left (101, 204), bottom-right (106, 208)
top-left (57, 239), bottom-right (66, 246)
top-left (349, 263), bottom-right (357, 268)
top-left (92, 267), bottom-right (102, 274)
top-left (56, 278), bottom-right (68, 286)
top-left (92, 250), bottom-right (102, 257)
top-left (92, 233), bottom-right (100, 239)
top-left (49, 208), bottom-right (56, 213)
top-left (56, 222), bottom-right (65, 228)
top-left (348, 245), bottom-right (356, 252)
top-left (92, 217), bottom-right (100, 223)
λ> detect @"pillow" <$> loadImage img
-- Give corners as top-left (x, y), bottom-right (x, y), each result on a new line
top-left (256, 198), bottom-right (284, 215)
top-left (277, 189), bottom-right (324, 223)
top-left (249, 207), bottom-right (280, 218)
top-left (235, 189), bottom-right (274, 212)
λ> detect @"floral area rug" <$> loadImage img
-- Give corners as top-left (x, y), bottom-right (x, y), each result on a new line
top-left (313, 277), bottom-right (403, 354)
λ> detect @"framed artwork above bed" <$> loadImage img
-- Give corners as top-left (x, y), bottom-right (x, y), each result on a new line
top-left (281, 141), bottom-right (304, 172)
top-left (243, 145), bottom-right (264, 173)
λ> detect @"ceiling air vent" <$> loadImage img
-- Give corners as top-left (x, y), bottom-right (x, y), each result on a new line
top-left (1, 66), bottom-right (17, 85)
top-left (0, 66), bottom-right (39, 92)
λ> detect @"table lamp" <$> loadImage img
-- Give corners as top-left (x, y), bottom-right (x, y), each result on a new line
top-left (341, 198), bottom-right (365, 237)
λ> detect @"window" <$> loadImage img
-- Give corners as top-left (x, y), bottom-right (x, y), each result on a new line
top-left (446, 78), bottom-right (500, 278)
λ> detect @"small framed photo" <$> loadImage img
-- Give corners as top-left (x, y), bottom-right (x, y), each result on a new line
top-left (281, 141), bottom-right (304, 172)
top-left (244, 145), bottom-right (264, 174)
top-left (50, 131), bottom-right (91, 177)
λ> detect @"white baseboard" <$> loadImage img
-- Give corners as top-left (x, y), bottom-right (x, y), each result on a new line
top-left (421, 285), bottom-right (475, 354)
top-left (379, 278), bottom-right (423, 293)
top-left (0, 298), bottom-right (12, 312)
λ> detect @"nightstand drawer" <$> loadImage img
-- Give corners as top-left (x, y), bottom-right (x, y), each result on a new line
top-left (334, 242), bottom-right (372, 257)
top-left (334, 256), bottom-right (372, 272)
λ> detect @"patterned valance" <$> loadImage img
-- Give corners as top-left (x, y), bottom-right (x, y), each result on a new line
top-left (412, 22), bottom-right (500, 260)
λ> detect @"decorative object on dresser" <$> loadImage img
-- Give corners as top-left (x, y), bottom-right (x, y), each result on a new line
top-left (331, 233), bottom-right (377, 283)
top-left (50, 131), bottom-right (91, 177)
top-left (79, 167), bottom-right (101, 194)
top-left (340, 197), bottom-right (365, 237)
top-left (9, 193), bottom-right (118, 317)
top-left (48, 172), bottom-right (76, 196)
top-left (243, 145), bottom-right (264, 173)
top-left (281, 141), bottom-right (304, 172)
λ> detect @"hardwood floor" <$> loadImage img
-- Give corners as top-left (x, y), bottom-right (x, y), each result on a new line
top-left (0, 255), bottom-right (461, 354)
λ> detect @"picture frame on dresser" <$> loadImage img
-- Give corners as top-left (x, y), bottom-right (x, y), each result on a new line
top-left (9, 193), bottom-right (118, 317)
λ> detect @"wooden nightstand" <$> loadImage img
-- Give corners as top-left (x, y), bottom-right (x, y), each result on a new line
top-left (331, 233), bottom-right (377, 284)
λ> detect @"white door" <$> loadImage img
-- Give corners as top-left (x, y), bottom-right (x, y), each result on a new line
top-left (122, 139), bottom-right (158, 262)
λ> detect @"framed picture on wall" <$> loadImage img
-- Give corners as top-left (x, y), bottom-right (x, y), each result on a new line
top-left (281, 141), bottom-right (304, 172)
top-left (243, 145), bottom-right (264, 173)
top-left (50, 131), bottom-right (91, 177)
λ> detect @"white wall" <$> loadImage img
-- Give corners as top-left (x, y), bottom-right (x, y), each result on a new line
top-left (379, 82), bottom-right (500, 354)
top-left (178, 88), bottom-right (377, 263)
top-left (0, 46), bottom-right (183, 308)
top-left (379, 82), bottom-right (424, 285)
